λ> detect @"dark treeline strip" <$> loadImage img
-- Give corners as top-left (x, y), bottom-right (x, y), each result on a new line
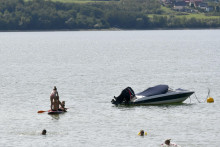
top-left (0, 0), bottom-right (220, 30)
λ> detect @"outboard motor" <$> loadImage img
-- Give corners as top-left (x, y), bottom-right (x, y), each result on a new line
top-left (111, 87), bottom-right (135, 105)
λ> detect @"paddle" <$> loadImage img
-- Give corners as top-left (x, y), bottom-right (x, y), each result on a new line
top-left (37, 108), bottom-right (69, 113)
top-left (38, 110), bottom-right (48, 113)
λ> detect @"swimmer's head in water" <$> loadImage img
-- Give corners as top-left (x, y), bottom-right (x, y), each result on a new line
top-left (165, 139), bottom-right (171, 145)
top-left (42, 129), bottom-right (47, 135)
top-left (140, 130), bottom-right (144, 136)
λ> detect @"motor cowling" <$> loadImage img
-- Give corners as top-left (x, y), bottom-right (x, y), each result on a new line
top-left (112, 87), bottom-right (135, 105)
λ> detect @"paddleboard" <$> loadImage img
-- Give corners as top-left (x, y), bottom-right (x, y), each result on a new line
top-left (161, 143), bottom-right (181, 147)
top-left (48, 110), bottom-right (65, 115)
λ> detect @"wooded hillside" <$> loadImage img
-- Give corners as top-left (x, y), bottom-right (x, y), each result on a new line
top-left (0, 0), bottom-right (220, 30)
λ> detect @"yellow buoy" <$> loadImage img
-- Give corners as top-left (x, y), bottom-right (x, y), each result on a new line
top-left (207, 97), bottom-right (214, 103)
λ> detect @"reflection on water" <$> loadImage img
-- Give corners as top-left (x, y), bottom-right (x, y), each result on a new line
top-left (49, 114), bottom-right (60, 120)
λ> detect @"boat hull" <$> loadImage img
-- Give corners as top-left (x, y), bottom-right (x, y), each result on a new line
top-left (132, 91), bottom-right (194, 105)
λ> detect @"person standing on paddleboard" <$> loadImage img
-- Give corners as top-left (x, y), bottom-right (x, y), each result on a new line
top-left (50, 86), bottom-right (62, 111)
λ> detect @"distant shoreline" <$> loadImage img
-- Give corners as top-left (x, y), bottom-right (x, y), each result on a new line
top-left (1, 27), bottom-right (220, 32)
top-left (1, 0), bottom-right (220, 32)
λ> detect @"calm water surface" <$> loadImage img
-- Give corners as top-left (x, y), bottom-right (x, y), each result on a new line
top-left (0, 30), bottom-right (220, 147)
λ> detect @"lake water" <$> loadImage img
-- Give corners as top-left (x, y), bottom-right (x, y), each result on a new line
top-left (0, 30), bottom-right (220, 147)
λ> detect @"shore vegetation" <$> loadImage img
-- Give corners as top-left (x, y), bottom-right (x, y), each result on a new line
top-left (0, 0), bottom-right (220, 30)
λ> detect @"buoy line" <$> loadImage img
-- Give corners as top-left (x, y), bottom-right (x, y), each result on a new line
top-left (192, 88), bottom-right (214, 103)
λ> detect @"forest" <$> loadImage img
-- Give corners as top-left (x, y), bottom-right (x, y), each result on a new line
top-left (0, 0), bottom-right (220, 30)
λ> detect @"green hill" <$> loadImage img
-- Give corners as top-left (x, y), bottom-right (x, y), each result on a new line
top-left (0, 0), bottom-right (220, 30)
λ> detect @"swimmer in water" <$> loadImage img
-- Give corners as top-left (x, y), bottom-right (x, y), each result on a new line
top-left (42, 129), bottom-right (46, 135)
top-left (161, 139), bottom-right (180, 147)
top-left (165, 139), bottom-right (171, 145)
top-left (138, 130), bottom-right (145, 136)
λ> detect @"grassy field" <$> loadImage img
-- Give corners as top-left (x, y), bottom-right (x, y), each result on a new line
top-left (149, 13), bottom-right (220, 19)
top-left (151, 6), bottom-right (220, 19)
top-left (51, 0), bottom-right (105, 3)
top-left (24, 0), bottom-right (114, 3)
top-left (52, 0), bottom-right (92, 3)
top-left (179, 13), bottom-right (220, 19)
top-left (161, 6), bottom-right (176, 14)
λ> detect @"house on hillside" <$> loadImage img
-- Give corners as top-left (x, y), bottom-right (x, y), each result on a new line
top-left (206, 6), bottom-right (214, 12)
top-left (198, 2), bottom-right (208, 9)
top-left (188, 0), bottom-right (203, 7)
top-left (174, 1), bottom-right (188, 11)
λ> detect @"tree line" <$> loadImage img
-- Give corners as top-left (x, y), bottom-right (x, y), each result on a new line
top-left (0, 0), bottom-right (220, 30)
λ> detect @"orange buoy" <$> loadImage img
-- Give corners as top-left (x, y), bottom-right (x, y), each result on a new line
top-left (207, 97), bottom-right (214, 103)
